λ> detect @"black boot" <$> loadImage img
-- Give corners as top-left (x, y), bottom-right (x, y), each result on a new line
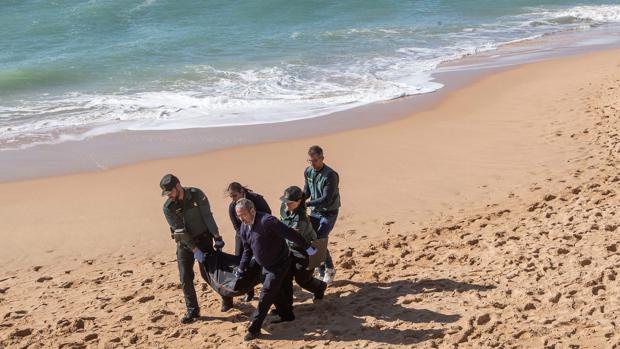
top-left (244, 330), bottom-right (260, 341)
top-left (269, 314), bottom-right (295, 324)
top-left (221, 297), bottom-right (233, 312)
top-left (180, 310), bottom-right (200, 324)
top-left (313, 281), bottom-right (327, 300)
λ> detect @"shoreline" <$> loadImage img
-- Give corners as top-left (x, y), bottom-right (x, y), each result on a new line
top-left (2, 24), bottom-right (620, 182)
top-left (1, 46), bottom-right (618, 267)
top-left (0, 42), bottom-right (619, 348)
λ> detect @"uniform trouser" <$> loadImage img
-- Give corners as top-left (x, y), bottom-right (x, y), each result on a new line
top-left (177, 238), bottom-right (231, 314)
top-left (247, 258), bottom-right (294, 334)
top-left (309, 211), bottom-right (339, 273)
top-left (291, 249), bottom-right (325, 294)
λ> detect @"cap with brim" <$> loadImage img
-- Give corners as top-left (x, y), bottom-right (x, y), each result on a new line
top-left (160, 174), bottom-right (179, 196)
top-left (280, 185), bottom-right (303, 202)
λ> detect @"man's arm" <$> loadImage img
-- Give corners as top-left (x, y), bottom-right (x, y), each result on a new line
top-left (163, 203), bottom-right (182, 231)
top-left (307, 171), bottom-right (338, 207)
top-left (238, 226), bottom-right (253, 271)
top-left (163, 204), bottom-right (197, 248)
top-left (266, 216), bottom-right (310, 250)
top-left (197, 190), bottom-right (221, 239)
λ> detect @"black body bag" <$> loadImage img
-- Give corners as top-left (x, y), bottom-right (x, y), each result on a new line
top-left (199, 250), bottom-right (260, 298)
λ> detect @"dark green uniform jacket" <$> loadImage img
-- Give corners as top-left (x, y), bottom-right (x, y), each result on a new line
top-left (280, 203), bottom-right (317, 250)
top-left (163, 187), bottom-right (220, 249)
top-left (303, 164), bottom-right (341, 213)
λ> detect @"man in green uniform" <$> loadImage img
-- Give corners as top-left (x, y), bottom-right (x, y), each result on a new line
top-left (160, 174), bottom-right (233, 324)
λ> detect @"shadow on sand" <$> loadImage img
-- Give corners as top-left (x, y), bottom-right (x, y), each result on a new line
top-left (250, 278), bottom-right (495, 345)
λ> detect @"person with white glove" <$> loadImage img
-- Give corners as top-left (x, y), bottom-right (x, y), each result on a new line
top-left (161, 174), bottom-right (232, 324)
top-left (235, 198), bottom-right (313, 341)
top-left (279, 185), bottom-right (327, 301)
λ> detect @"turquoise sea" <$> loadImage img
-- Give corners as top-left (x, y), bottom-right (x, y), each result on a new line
top-left (1, 0), bottom-right (620, 149)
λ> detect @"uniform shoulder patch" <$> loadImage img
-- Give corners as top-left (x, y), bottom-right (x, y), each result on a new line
top-left (163, 199), bottom-right (174, 209)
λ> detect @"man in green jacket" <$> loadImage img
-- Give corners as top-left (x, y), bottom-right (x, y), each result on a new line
top-left (161, 174), bottom-right (233, 324)
top-left (303, 145), bottom-right (341, 285)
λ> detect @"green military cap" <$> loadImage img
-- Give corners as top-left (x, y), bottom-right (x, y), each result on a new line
top-left (160, 174), bottom-right (179, 196)
top-left (280, 185), bottom-right (303, 202)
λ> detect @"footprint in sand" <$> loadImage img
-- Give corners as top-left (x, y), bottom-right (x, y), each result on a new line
top-left (592, 285), bottom-right (606, 296)
top-left (549, 292), bottom-right (562, 304)
top-left (339, 259), bottom-right (356, 270)
top-left (476, 313), bottom-right (491, 325)
top-left (120, 294), bottom-right (135, 302)
top-left (137, 295), bottom-right (155, 303)
top-left (149, 309), bottom-right (174, 323)
top-left (84, 333), bottom-right (98, 341)
top-left (543, 194), bottom-right (557, 201)
top-left (10, 328), bottom-right (33, 338)
top-left (59, 281), bottom-right (74, 289)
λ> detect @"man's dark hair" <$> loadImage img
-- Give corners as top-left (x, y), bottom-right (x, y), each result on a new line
top-left (308, 145), bottom-right (323, 157)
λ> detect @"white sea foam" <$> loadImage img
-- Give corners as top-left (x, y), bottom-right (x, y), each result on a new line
top-left (545, 5), bottom-right (620, 23)
top-left (2, 4), bottom-right (620, 150)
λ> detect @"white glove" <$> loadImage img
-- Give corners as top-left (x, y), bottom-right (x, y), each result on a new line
top-left (306, 246), bottom-right (317, 256)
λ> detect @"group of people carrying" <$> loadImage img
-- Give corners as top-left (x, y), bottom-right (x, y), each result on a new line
top-left (160, 145), bottom-right (341, 341)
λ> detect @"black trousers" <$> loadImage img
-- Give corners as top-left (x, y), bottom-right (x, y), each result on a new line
top-left (247, 257), bottom-right (294, 334)
top-left (177, 236), bottom-right (231, 314)
top-left (291, 248), bottom-right (324, 294)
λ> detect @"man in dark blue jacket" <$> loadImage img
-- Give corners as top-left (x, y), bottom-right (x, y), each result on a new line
top-left (226, 182), bottom-right (272, 256)
top-left (226, 182), bottom-right (272, 302)
top-left (303, 145), bottom-right (341, 284)
top-left (235, 198), bottom-right (316, 341)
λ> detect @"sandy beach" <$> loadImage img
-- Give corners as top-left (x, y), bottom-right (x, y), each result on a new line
top-left (1, 47), bottom-right (619, 348)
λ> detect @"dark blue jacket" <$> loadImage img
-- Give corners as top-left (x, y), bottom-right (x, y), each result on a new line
top-left (239, 212), bottom-right (310, 271)
top-left (228, 191), bottom-right (272, 234)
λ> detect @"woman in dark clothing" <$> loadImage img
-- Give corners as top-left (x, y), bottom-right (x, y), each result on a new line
top-left (279, 186), bottom-right (327, 300)
top-left (226, 182), bottom-right (272, 302)
top-left (226, 182), bottom-right (272, 256)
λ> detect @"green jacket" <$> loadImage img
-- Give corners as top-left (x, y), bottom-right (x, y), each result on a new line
top-left (304, 164), bottom-right (341, 213)
top-left (280, 203), bottom-right (316, 250)
top-left (163, 187), bottom-right (219, 249)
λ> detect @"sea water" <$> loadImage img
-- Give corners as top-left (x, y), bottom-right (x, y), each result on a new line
top-left (1, 0), bottom-right (620, 149)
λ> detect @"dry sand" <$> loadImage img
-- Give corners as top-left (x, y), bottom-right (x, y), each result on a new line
top-left (0, 48), bottom-right (619, 348)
